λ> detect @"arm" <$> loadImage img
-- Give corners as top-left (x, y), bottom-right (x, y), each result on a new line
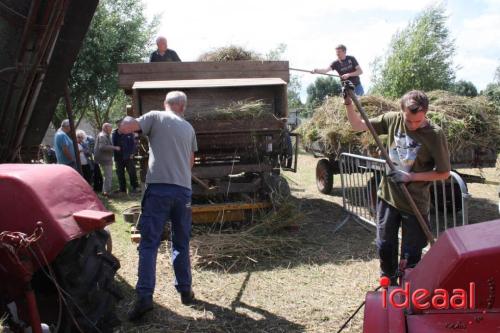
top-left (410, 170), bottom-right (450, 182)
top-left (120, 116), bottom-right (141, 134)
top-left (98, 135), bottom-right (118, 152)
top-left (341, 65), bottom-right (363, 80)
top-left (191, 153), bottom-right (195, 169)
top-left (313, 65), bottom-right (332, 74)
top-left (344, 101), bottom-right (369, 131)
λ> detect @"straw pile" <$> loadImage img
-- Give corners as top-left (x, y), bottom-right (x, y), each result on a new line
top-left (425, 90), bottom-right (500, 154)
top-left (297, 91), bottom-right (500, 156)
top-left (191, 199), bottom-right (302, 270)
top-left (188, 178), bottom-right (303, 270)
top-left (186, 99), bottom-right (273, 122)
top-left (296, 95), bottom-right (397, 155)
top-left (198, 45), bottom-right (261, 62)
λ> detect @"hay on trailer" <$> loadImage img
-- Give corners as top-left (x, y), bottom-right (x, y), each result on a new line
top-left (297, 91), bottom-right (500, 156)
top-left (186, 99), bottom-right (273, 122)
top-left (296, 95), bottom-right (397, 155)
top-left (426, 91), bottom-right (500, 154)
top-left (198, 45), bottom-right (262, 62)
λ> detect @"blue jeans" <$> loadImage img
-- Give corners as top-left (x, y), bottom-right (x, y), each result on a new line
top-left (136, 183), bottom-right (193, 299)
top-left (355, 84), bottom-right (365, 96)
top-left (376, 199), bottom-right (429, 279)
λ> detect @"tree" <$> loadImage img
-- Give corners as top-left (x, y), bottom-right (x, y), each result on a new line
top-left (371, 5), bottom-right (456, 98)
top-left (451, 80), bottom-right (478, 97)
top-left (53, 0), bottom-right (159, 130)
top-left (483, 65), bottom-right (500, 114)
top-left (306, 76), bottom-right (341, 108)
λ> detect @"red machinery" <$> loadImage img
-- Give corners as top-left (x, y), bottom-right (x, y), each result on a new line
top-left (363, 219), bottom-right (500, 332)
top-left (0, 164), bottom-right (120, 333)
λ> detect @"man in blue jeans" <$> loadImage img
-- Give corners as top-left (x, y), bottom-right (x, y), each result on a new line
top-left (119, 91), bottom-right (198, 321)
top-left (313, 44), bottom-right (365, 96)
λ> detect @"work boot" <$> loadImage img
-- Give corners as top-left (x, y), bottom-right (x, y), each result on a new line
top-left (180, 290), bottom-right (196, 305)
top-left (128, 297), bottom-right (153, 321)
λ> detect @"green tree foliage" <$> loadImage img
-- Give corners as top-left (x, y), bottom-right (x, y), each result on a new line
top-left (483, 65), bottom-right (500, 114)
top-left (451, 80), bottom-right (478, 97)
top-left (53, 0), bottom-right (159, 130)
top-left (306, 76), bottom-right (341, 108)
top-left (371, 5), bottom-right (456, 98)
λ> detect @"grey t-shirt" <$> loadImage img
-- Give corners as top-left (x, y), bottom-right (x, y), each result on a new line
top-left (138, 110), bottom-right (198, 189)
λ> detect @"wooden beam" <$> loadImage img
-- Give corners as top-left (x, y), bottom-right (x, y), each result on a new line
top-left (192, 164), bottom-right (274, 178)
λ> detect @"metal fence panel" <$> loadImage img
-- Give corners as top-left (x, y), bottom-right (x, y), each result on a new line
top-left (337, 153), bottom-right (470, 238)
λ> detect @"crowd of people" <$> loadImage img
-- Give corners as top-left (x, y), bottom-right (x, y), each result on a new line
top-left (52, 120), bottom-right (139, 196)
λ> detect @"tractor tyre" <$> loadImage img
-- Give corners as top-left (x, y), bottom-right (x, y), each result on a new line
top-left (53, 229), bottom-right (121, 332)
top-left (316, 159), bottom-right (334, 194)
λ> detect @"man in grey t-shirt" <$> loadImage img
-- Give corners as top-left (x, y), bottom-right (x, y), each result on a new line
top-left (119, 91), bottom-right (198, 321)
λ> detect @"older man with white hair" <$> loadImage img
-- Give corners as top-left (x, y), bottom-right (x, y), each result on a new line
top-left (149, 36), bottom-right (181, 62)
top-left (53, 119), bottom-right (76, 167)
top-left (120, 91), bottom-right (197, 321)
top-left (94, 123), bottom-right (120, 196)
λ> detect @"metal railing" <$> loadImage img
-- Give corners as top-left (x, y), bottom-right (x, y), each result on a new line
top-left (336, 152), bottom-right (470, 238)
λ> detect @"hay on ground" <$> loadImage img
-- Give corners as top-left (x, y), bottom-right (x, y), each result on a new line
top-left (198, 45), bottom-right (262, 62)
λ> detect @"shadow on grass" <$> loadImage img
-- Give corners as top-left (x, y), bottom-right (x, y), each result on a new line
top-left (114, 273), bottom-right (306, 333)
top-left (191, 194), bottom-right (377, 274)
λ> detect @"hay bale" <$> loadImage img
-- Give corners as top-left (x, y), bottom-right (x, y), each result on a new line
top-left (198, 45), bottom-right (261, 62)
top-left (297, 91), bottom-right (500, 156)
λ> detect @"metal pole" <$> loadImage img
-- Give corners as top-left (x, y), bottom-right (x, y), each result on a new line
top-left (289, 67), bottom-right (341, 78)
top-left (64, 84), bottom-right (82, 173)
top-left (348, 90), bottom-right (435, 245)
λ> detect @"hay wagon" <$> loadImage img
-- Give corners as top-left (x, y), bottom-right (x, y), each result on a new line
top-left (118, 61), bottom-right (298, 224)
top-left (310, 139), bottom-right (497, 194)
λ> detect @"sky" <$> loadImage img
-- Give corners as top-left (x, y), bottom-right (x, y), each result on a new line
top-left (143, 0), bottom-right (500, 99)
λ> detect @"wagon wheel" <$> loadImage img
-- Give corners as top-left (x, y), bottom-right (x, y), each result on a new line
top-left (316, 159), bottom-right (334, 194)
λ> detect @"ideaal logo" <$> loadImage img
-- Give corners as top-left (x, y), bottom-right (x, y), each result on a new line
top-left (380, 277), bottom-right (476, 310)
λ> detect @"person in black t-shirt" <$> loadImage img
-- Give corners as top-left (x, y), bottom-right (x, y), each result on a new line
top-left (313, 44), bottom-right (364, 95)
top-left (149, 36), bottom-right (181, 62)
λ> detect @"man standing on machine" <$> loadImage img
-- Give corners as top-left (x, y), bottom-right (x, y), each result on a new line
top-left (313, 44), bottom-right (365, 95)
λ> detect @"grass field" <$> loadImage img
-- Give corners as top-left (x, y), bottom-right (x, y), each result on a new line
top-left (101, 152), bottom-right (499, 333)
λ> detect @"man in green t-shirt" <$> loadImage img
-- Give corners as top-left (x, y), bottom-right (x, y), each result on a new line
top-left (343, 90), bottom-right (451, 283)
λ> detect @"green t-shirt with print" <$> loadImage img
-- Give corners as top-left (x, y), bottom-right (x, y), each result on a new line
top-left (370, 112), bottom-right (451, 216)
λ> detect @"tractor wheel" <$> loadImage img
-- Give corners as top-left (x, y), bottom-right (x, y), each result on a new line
top-left (53, 229), bottom-right (121, 332)
top-left (316, 159), bottom-right (334, 194)
top-left (263, 173), bottom-right (291, 200)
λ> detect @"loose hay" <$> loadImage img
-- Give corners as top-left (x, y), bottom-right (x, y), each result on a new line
top-left (198, 45), bottom-right (262, 62)
top-left (297, 91), bottom-right (500, 156)
top-left (190, 197), bottom-right (303, 270)
top-left (186, 99), bottom-right (273, 122)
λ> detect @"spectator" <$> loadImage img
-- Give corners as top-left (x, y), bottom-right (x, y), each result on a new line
top-left (53, 119), bottom-right (76, 168)
top-left (76, 130), bottom-right (93, 184)
top-left (94, 123), bottom-right (120, 196)
top-left (112, 122), bottom-right (139, 194)
top-left (149, 36), bottom-right (181, 62)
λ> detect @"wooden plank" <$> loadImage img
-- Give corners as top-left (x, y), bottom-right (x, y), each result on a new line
top-left (137, 86), bottom-right (280, 117)
top-left (118, 61), bottom-right (290, 89)
top-left (133, 78), bottom-right (286, 90)
top-left (192, 164), bottom-right (273, 178)
top-left (191, 201), bottom-right (271, 213)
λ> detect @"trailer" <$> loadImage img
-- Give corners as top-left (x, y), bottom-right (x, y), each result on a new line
top-left (308, 139), bottom-right (498, 195)
top-left (118, 61), bottom-right (298, 224)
